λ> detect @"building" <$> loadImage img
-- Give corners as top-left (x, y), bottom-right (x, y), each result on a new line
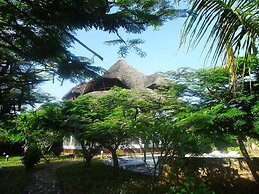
top-left (62, 59), bottom-right (169, 153)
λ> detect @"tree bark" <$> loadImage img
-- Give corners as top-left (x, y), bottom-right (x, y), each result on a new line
top-left (84, 157), bottom-right (92, 168)
top-left (237, 135), bottom-right (259, 183)
top-left (110, 148), bottom-right (119, 177)
top-left (80, 141), bottom-right (95, 168)
top-left (143, 142), bottom-right (148, 163)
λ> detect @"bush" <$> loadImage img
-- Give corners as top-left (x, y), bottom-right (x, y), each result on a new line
top-left (167, 178), bottom-right (215, 194)
top-left (22, 145), bottom-right (42, 169)
top-left (50, 142), bottom-right (63, 157)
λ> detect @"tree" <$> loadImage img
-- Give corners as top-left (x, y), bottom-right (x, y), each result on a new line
top-left (0, 60), bottom-right (51, 118)
top-left (15, 97), bottom-right (101, 168)
top-left (61, 97), bottom-right (102, 168)
top-left (90, 88), bottom-right (135, 176)
top-left (132, 83), bottom-right (214, 180)
top-left (1, 0), bottom-right (174, 61)
top-left (173, 62), bottom-right (259, 182)
top-left (15, 102), bottom-right (64, 166)
top-left (181, 0), bottom-right (258, 63)
top-left (0, 0), bottom-right (176, 121)
top-left (0, 0), bottom-right (176, 70)
top-left (181, 0), bottom-right (259, 94)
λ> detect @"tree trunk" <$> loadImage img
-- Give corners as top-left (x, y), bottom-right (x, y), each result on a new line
top-left (143, 142), bottom-right (147, 163)
top-left (80, 142), bottom-right (94, 168)
top-left (237, 135), bottom-right (259, 183)
top-left (84, 157), bottom-right (92, 168)
top-left (110, 149), bottom-right (119, 177)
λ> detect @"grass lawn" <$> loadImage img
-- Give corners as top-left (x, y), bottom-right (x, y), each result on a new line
top-left (57, 159), bottom-right (169, 194)
top-left (0, 155), bottom-right (79, 194)
top-left (0, 156), bottom-right (29, 194)
top-left (1, 156), bottom-right (258, 194)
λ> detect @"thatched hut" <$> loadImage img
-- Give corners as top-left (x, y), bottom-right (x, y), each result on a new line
top-left (62, 59), bottom-right (169, 153)
top-left (62, 59), bottom-right (169, 100)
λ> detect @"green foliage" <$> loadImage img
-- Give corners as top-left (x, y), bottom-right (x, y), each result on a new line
top-left (167, 178), bottom-right (215, 194)
top-left (89, 88), bottom-right (135, 146)
top-left (181, 0), bottom-right (258, 96)
top-left (0, 0), bottom-right (174, 65)
top-left (14, 103), bottom-right (64, 165)
top-left (164, 64), bottom-right (259, 149)
top-left (222, 108), bottom-right (246, 118)
top-left (62, 96), bottom-right (102, 167)
top-left (130, 83), bottom-right (217, 179)
top-left (0, 0), bottom-right (176, 123)
top-left (253, 102), bottom-right (259, 135)
top-left (181, 0), bottom-right (259, 63)
top-left (253, 120), bottom-right (259, 135)
top-left (105, 38), bottom-right (147, 58)
top-left (0, 60), bottom-right (50, 118)
top-left (22, 144), bottom-right (42, 169)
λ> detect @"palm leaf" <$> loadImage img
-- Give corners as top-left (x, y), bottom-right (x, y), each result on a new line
top-left (181, 0), bottom-right (259, 64)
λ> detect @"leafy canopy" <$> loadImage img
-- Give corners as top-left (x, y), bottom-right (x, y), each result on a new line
top-left (0, 0), bottom-right (176, 119)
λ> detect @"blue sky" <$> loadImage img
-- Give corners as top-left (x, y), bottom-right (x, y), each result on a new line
top-left (41, 14), bottom-right (213, 100)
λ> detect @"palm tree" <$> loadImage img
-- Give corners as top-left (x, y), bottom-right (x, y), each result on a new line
top-left (181, 0), bottom-right (258, 63)
top-left (181, 0), bottom-right (259, 182)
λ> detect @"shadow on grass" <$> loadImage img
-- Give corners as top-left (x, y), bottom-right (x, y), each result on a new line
top-left (0, 165), bottom-right (29, 194)
top-left (56, 159), bottom-right (169, 194)
top-left (0, 156), bottom-right (58, 194)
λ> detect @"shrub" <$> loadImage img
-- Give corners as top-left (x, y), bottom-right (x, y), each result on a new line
top-left (22, 145), bottom-right (42, 169)
top-left (167, 178), bottom-right (215, 194)
top-left (50, 142), bottom-right (63, 157)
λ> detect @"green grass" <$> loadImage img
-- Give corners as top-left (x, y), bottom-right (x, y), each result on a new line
top-left (0, 156), bottom-right (29, 194)
top-left (57, 159), bottom-right (169, 194)
top-left (0, 155), bottom-right (82, 194)
top-left (0, 156), bottom-right (23, 167)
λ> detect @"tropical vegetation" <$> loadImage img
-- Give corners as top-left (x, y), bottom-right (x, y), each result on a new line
top-left (0, 0), bottom-right (259, 193)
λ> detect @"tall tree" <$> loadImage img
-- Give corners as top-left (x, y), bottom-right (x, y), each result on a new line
top-left (90, 88), bottom-right (135, 176)
top-left (173, 61), bottom-right (259, 182)
top-left (0, 0), bottom-right (176, 120)
top-left (181, 0), bottom-right (259, 94)
top-left (132, 85), bottom-right (213, 179)
top-left (15, 102), bottom-right (64, 166)
top-left (181, 0), bottom-right (258, 62)
top-left (61, 96), bottom-right (102, 168)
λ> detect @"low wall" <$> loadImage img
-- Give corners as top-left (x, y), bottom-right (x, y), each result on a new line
top-left (160, 157), bottom-right (259, 192)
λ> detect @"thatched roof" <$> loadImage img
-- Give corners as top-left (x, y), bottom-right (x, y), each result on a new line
top-left (145, 73), bottom-right (170, 89)
top-left (62, 59), bottom-right (169, 99)
top-left (103, 59), bottom-right (146, 89)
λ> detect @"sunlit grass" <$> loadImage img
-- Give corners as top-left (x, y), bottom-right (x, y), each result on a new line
top-left (0, 156), bottom-right (23, 167)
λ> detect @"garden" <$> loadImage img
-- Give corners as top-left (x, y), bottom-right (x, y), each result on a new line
top-left (0, 0), bottom-right (259, 193)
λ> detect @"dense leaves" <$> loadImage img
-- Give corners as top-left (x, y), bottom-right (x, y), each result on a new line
top-left (165, 55), bottom-right (259, 182)
top-left (15, 102), bottom-right (63, 162)
top-left (0, 0), bottom-right (175, 120)
top-left (0, 0), bottom-right (174, 61)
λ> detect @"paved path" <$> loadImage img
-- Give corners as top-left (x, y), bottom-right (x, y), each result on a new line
top-left (23, 165), bottom-right (64, 194)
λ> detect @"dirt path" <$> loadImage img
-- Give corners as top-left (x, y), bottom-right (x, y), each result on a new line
top-left (22, 165), bottom-right (63, 194)
top-left (22, 161), bottom-right (82, 194)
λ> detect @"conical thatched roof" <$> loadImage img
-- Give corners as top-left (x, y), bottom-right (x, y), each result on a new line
top-left (103, 59), bottom-right (146, 89)
top-left (62, 59), bottom-right (169, 99)
top-left (145, 73), bottom-right (170, 89)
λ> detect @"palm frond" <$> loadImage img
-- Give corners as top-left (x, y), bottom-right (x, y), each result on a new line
top-left (181, 0), bottom-right (259, 64)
